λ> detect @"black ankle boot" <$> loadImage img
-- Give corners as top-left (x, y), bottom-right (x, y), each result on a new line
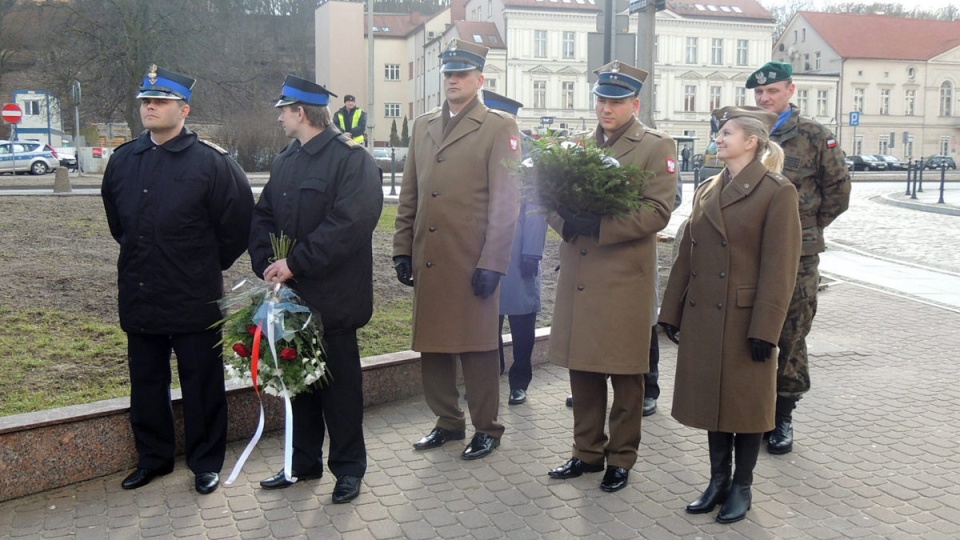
top-left (686, 431), bottom-right (733, 514)
top-left (768, 397), bottom-right (797, 454)
top-left (717, 433), bottom-right (762, 524)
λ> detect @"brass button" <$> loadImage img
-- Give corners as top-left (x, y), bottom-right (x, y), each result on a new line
top-left (577, 285), bottom-right (585, 291)
top-left (716, 303), bottom-right (723, 309)
top-left (431, 191), bottom-right (439, 197)
top-left (721, 240), bottom-right (728, 247)
top-left (580, 249), bottom-right (588, 256)
top-left (429, 226), bottom-right (436, 232)
top-left (426, 262), bottom-right (433, 268)
top-left (436, 156), bottom-right (444, 163)
top-left (719, 272), bottom-right (726, 278)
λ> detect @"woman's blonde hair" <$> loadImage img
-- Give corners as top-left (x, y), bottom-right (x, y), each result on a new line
top-left (731, 116), bottom-right (785, 174)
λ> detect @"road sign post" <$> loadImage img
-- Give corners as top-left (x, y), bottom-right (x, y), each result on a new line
top-left (2, 103), bottom-right (23, 140)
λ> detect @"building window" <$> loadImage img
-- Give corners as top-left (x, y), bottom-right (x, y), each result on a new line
top-left (562, 81), bottom-right (575, 109)
top-left (797, 90), bottom-right (808, 113)
top-left (736, 40), bottom-right (748, 66)
top-left (384, 103), bottom-right (401, 117)
top-left (535, 30), bottom-right (547, 58)
top-left (534, 80), bottom-right (546, 108)
top-left (854, 135), bottom-right (863, 155)
top-left (684, 85), bottom-right (697, 112)
top-left (939, 81), bottom-right (953, 116)
top-left (878, 135), bottom-right (889, 154)
top-left (711, 38), bottom-right (723, 65)
top-left (801, 28), bottom-right (806, 42)
top-left (905, 137), bottom-right (914, 159)
top-left (24, 100), bottom-right (42, 116)
top-left (817, 90), bottom-right (828, 117)
top-left (815, 52), bottom-right (821, 71)
top-left (686, 37), bottom-right (698, 64)
top-left (853, 88), bottom-right (865, 113)
top-left (485, 78), bottom-right (497, 91)
top-left (654, 35), bottom-right (659, 63)
top-left (879, 88), bottom-right (890, 115)
top-left (562, 31), bottom-right (575, 59)
top-left (905, 89), bottom-right (916, 116)
top-left (385, 64), bottom-right (401, 81)
top-left (709, 86), bottom-right (722, 110)
top-left (804, 53), bottom-right (810, 71)
top-left (941, 136), bottom-right (951, 155)
top-left (735, 87), bottom-right (746, 106)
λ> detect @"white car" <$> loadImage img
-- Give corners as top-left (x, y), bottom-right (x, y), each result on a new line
top-left (0, 140), bottom-right (61, 175)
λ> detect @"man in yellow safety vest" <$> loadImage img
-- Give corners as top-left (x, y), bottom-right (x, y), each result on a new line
top-left (334, 94), bottom-right (367, 146)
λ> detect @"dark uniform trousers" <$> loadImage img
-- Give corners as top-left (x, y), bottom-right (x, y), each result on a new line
top-left (421, 350), bottom-right (505, 438)
top-left (128, 330), bottom-right (227, 474)
top-left (290, 330), bottom-right (367, 479)
top-left (570, 369), bottom-right (645, 469)
top-left (498, 313), bottom-right (537, 391)
top-left (644, 326), bottom-right (660, 400)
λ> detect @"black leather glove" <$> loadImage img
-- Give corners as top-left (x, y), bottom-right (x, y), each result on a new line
top-left (749, 338), bottom-right (774, 362)
top-left (557, 206), bottom-right (602, 238)
top-left (471, 268), bottom-right (502, 298)
top-left (660, 323), bottom-right (680, 345)
top-left (393, 255), bottom-right (414, 287)
top-left (520, 255), bottom-right (540, 278)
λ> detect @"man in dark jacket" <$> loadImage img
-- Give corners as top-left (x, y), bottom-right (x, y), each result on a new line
top-left (249, 75), bottom-right (383, 504)
top-left (101, 65), bottom-right (254, 495)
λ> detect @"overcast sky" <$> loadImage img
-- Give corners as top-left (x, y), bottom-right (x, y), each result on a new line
top-left (758, 0), bottom-right (959, 10)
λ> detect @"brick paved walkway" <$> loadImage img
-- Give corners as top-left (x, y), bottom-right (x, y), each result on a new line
top-left (2, 282), bottom-right (959, 539)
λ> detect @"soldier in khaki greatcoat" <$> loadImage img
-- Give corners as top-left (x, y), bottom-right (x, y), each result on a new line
top-left (748, 61), bottom-right (851, 454)
top-left (660, 106), bottom-right (801, 524)
top-left (545, 61), bottom-right (677, 493)
top-left (393, 39), bottom-right (521, 461)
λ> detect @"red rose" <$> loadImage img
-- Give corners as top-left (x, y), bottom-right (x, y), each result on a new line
top-left (280, 347), bottom-right (298, 361)
top-left (247, 324), bottom-right (259, 336)
top-left (233, 343), bottom-right (252, 357)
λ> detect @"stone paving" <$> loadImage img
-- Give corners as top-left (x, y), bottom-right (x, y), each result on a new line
top-left (2, 185), bottom-right (960, 539)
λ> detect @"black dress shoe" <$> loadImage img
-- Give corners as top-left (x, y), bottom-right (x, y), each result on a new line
top-left (508, 388), bottom-right (527, 405)
top-left (565, 395), bottom-right (573, 408)
top-left (413, 427), bottom-right (466, 450)
top-left (332, 475), bottom-right (362, 504)
top-left (461, 433), bottom-right (500, 460)
top-left (195, 472), bottom-right (219, 495)
top-left (548, 458), bottom-right (605, 479)
top-left (121, 466), bottom-right (173, 490)
top-left (600, 466), bottom-right (629, 492)
top-left (643, 397), bottom-right (657, 417)
top-left (259, 468), bottom-right (323, 490)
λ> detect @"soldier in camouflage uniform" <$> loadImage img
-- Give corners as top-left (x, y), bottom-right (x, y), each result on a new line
top-left (748, 62), bottom-right (851, 454)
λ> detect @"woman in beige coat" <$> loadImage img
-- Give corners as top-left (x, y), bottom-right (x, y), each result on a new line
top-left (659, 106), bottom-right (801, 524)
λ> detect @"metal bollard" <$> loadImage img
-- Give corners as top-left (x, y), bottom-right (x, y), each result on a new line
top-left (693, 166), bottom-right (701, 190)
top-left (905, 161), bottom-right (913, 196)
top-left (917, 157), bottom-right (924, 193)
top-left (938, 163), bottom-right (946, 204)
top-left (389, 147), bottom-right (397, 196)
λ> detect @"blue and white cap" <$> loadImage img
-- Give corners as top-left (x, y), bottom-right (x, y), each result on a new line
top-left (275, 75), bottom-right (337, 107)
top-left (481, 89), bottom-right (523, 116)
top-left (592, 60), bottom-right (648, 99)
top-left (136, 65), bottom-right (196, 102)
top-left (440, 39), bottom-right (488, 73)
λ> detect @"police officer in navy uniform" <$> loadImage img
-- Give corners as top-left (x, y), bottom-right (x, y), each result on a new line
top-left (249, 76), bottom-right (383, 504)
top-left (102, 65), bottom-right (254, 495)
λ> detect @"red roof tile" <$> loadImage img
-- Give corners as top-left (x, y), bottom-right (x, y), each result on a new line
top-left (452, 21), bottom-right (505, 49)
top-left (370, 14), bottom-right (423, 37)
top-left (801, 11), bottom-right (960, 61)
top-left (667, 0), bottom-right (772, 22)
top-left (502, 0), bottom-right (599, 12)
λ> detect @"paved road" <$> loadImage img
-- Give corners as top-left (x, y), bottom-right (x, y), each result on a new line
top-left (1, 178), bottom-right (960, 538)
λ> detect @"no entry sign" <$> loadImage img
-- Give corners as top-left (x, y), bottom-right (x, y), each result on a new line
top-left (2, 103), bottom-right (23, 124)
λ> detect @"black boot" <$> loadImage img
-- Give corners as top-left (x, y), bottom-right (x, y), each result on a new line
top-left (686, 431), bottom-right (733, 514)
top-left (768, 396), bottom-right (797, 454)
top-left (717, 433), bottom-right (762, 524)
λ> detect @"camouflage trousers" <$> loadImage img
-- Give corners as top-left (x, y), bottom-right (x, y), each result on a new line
top-left (777, 255), bottom-right (820, 399)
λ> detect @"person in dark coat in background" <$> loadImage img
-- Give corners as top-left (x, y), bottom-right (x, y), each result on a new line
top-left (659, 106), bottom-right (801, 524)
top-left (249, 75), bottom-right (383, 504)
top-left (101, 65), bottom-right (254, 495)
top-left (485, 90), bottom-right (548, 407)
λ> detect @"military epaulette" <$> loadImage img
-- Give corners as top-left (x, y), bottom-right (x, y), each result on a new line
top-left (486, 108), bottom-right (513, 121)
top-left (200, 139), bottom-right (229, 155)
top-left (643, 127), bottom-right (670, 139)
top-left (336, 133), bottom-right (363, 149)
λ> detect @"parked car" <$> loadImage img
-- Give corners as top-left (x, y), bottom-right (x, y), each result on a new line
top-left (0, 140), bottom-right (60, 175)
top-left (923, 155), bottom-right (957, 170)
top-left (873, 155), bottom-right (907, 170)
top-left (55, 147), bottom-right (79, 172)
top-left (848, 155), bottom-right (887, 171)
top-left (844, 156), bottom-right (854, 171)
top-left (370, 147), bottom-right (405, 173)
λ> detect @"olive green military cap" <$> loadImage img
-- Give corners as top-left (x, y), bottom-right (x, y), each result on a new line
top-left (746, 62), bottom-right (793, 89)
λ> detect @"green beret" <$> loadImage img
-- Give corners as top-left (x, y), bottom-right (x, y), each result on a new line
top-left (746, 62), bottom-right (793, 89)
top-left (712, 106), bottom-right (778, 133)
